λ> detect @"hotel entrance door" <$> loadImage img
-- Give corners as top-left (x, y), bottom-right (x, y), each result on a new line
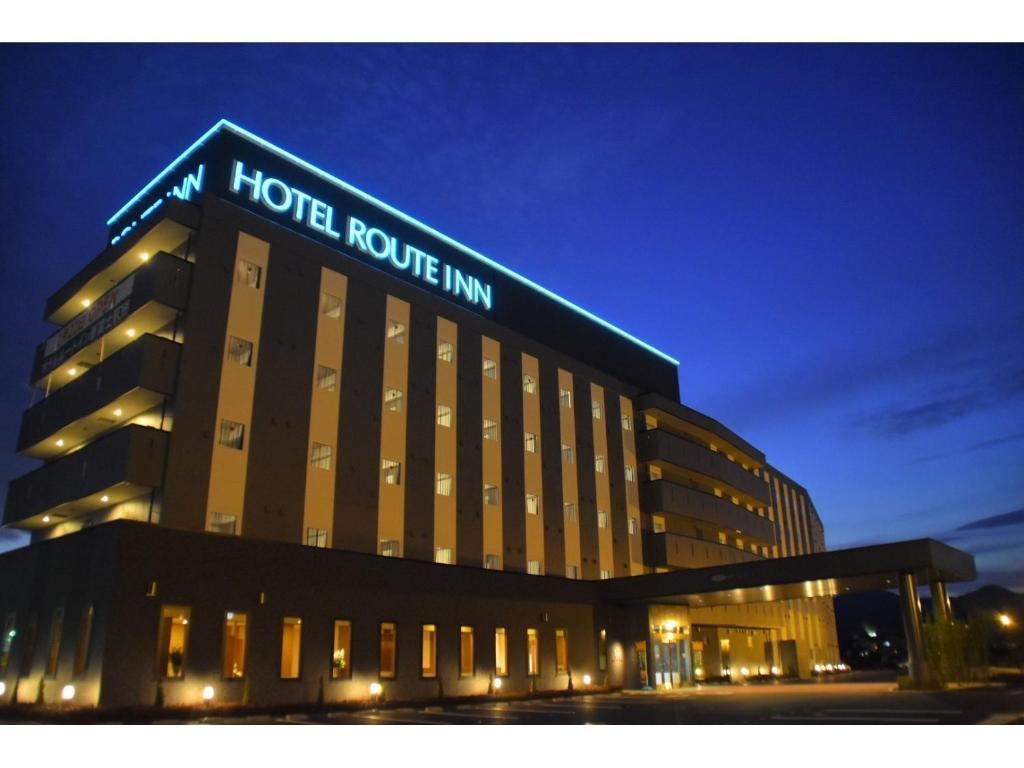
top-left (652, 639), bottom-right (691, 688)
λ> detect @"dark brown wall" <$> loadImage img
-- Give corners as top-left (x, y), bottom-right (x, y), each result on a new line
top-left (455, 326), bottom-right (483, 567)
top-left (499, 349), bottom-right (526, 573)
top-left (403, 304), bottom-right (438, 562)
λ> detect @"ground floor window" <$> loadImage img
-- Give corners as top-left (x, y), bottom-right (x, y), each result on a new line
top-left (222, 612), bottom-right (248, 679)
top-left (45, 607), bottom-right (63, 677)
top-left (280, 617), bottom-right (302, 679)
top-left (526, 628), bottom-right (539, 676)
top-left (495, 627), bottom-right (508, 676)
top-left (598, 629), bottom-right (608, 672)
top-left (422, 624), bottom-right (437, 678)
top-left (380, 622), bottom-right (397, 679)
top-left (460, 626), bottom-right (474, 677)
top-left (555, 628), bottom-right (569, 674)
top-left (73, 605), bottom-right (93, 677)
top-left (332, 620), bottom-right (352, 679)
top-left (157, 605), bottom-right (190, 679)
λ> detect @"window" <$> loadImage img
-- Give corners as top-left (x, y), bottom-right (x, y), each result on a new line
top-left (306, 527), bottom-right (328, 548)
top-left (566, 565), bottom-right (579, 580)
top-left (599, 629), bottom-right (608, 671)
top-left (524, 432), bottom-right (537, 453)
top-left (332, 620), bottom-right (352, 679)
top-left (597, 510), bottom-right (610, 529)
top-left (434, 547), bottom-right (453, 564)
top-left (483, 484), bottom-right (499, 506)
top-left (494, 628), bottom-right (508, 676)
top-left (45, 607), bottom-right (63, 677)
top-left (526, 493), bottom-right (540, 516)
top-left (208, 513), bottom-right (237, 535)
top-left (386, 319), bottom-right (406, 344)
top-left (437, 340), bottom-right (453, 362)
top-left (73, 605), bottom-right (93, 677)
top-left (555, 629), bottom-right (569, 674)
top-left (595, 455), bottom-right (606, 473)
top-left (436, 472), bottom-right (453, 497)
top-left (482, 358), bottom-right (497, 379)
top-left (157, 605), bottom-right (190, 679)
top-left (222, 611), bottom-right (247, 679)
top-left (523, 374), bottom-right (537, 394)
top-left (483, 419), bottom-right (498, 441)
top-left (460, 626), bottom-right (474, 677)
top-left (436, 404), bottom-right (453, 427)
top-left (311, 442), bottom-right (332, 470)
top-left (227, 336), bottom-right (253, 366)
top-left (561, 444), bottom-right (575, 464)
top-left (526, 629), bottom-right (539, 676)
top-left (628, 517), bottom-right (639, 536)
top-left (527, 560), bottom-right (542, 575)
top-left (735, 537), bottom-right (744, 550)
top-left (237, 259), bottom-right (261, 288)
top-left (421, 624), bottom-right (437, 678)
top-left (280, 617), bottom-right (302, 679)
top-left (600, 569), bottom-right (612, 580)
top-left (382, 459), bottom-right (402, 485)
top-left (316, 365), bottom-right (337, 391)
top-left (320, 291), bottom-right (343, 318)
top-left (622, 413), bottom-right (632, 431)
top-left (380, 622), bottom-right (397, 678)
top-left (559, 388), bottom-right (572, 408)
top-left (652, 515), bottom-right (666, 533)
top-left (564, 502), bottom-right (578, 523)
top-left (379, 540), bottom-right (400, 558)
top-left (718, 531), bottom-right (728, 545)
top-left (384, 387), bottom-right (404, 412)
top-left (624, 464), bottom-right (636, 483)
top-left (219, 419), bottom-right (245, 450)
top-left (592, 401), bottom-right (602, 420)
top-left (484, 554), bottom-right (501, 570)
top-left (0, 613), bottom-right (14, 673)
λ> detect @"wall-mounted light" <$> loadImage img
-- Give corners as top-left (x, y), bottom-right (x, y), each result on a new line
top-left (582, 674), bottom-right (592, 686)
top-left (493, 678), bottom-right (502, 691)
top-left (202, 685), bottom-right (215, 701)
top-left (369, 682), bottom-right (382, 696)
top-left (61, 685), bottom-right (75, 701)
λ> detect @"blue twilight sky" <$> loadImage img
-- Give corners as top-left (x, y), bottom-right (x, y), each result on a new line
top-left (0, 44), bottom-right (1021, 590)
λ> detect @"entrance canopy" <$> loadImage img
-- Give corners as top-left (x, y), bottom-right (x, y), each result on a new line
top-left (597, 538), bottom-right (976, 608)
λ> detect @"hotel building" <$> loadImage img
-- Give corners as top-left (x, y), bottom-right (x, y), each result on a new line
top-left (0, 121), bottom-right (974, 708)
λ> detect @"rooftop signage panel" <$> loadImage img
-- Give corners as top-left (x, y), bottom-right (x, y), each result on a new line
top-left (105, 118), bottom-right (679, 374)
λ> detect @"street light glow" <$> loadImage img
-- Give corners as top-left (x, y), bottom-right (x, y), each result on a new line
top-left (998, 613), bottom-right (1013, 627)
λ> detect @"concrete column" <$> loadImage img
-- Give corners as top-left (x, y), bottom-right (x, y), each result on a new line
top-left (898, 572), bottom-right (927, 684)
top-left (930, 578), bottom-right (951, 623)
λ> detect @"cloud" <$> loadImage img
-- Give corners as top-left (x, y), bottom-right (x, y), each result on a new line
top-left (913, 430), bottom-right (1024, 463)
top-left (956, 507), bottom-right (1024, 532)
top-left (850, 392), bottom-right (987, 437)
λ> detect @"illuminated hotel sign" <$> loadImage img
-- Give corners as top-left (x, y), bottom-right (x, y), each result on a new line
top-left (229, 160), bottom-right (493, 311)
top-left (110, 164), bottom-right (205, 247)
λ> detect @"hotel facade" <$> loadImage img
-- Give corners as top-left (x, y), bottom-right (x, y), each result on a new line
top-left (0, 121), bottom-right (974, 708)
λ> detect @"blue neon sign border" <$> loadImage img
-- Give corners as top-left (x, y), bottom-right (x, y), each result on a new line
top-left (105, 119), bottom-right (680, 367)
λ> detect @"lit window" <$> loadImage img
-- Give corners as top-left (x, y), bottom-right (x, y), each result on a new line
top-left (311, 442), bottom-right (332, 470)
top-left (219, 420), bottom-right (245, 450)
top-left (316, 365), bottom-right (337, 391)
top-left (280, 617), bottom-right (302, 679)
top-left (600, 569), bottom-right (612, 580)
top-left (45, 607), bottom-right (63, 677)
top-left (564, 502), bottom-right (578, 523)
top-left (622, 414), bottom-right (632, 431)
top-left (320, 292), bottom-right (343, 319)
top-left (566, 565), bottom-right (579, 579)
top-left (484, 554), bottom-right (501, 570)
top-left (306, 527), bottom-right (328, 548)
top-left (460, 626), bottom-right (474, 677)
top-left (434, 547), bottom-right (453, 564)
top-left (558, 388), bottom-right (573, 408)
top-left (592, 401), bottom-right (602, 420)
top-left (332, 620), bottom-right (351, 679)
top-left (599, 629), bottom-right (608, 671)
top-left (595, 455), bottom-right (606, 473)
top-left (555, 629), bottom-right (569, 674)
top-left (237, 259), bottom-right (261, 289)
top-left (526, 493), bottom-right (540, 516)
top-left (718, 531), bottom-right (728, 545)
top-left (386, 319), bottom-right (406, 344)
top-left (384, 387), bottom-right (404, 412)
top-left (380, 622), bottom-right (397, 679)
top-left (624, 464), bottom-right (636, 483)
top-left (422, 624), bottom-right (437, 678)
top-left (483, 484), bottom-right (499, 506)
top-left (736, 538), bottom-right (744, 550)
top-left (524, 432), bottom-right (537, 453)
top-left (436, 472), bottom-right (453, 497)
top-left (597, 510), bottom-right (609, 529)
top-left (222, 611), bottom-right (247, 679)
top-left (437, 340), bottom-right (453, 362)
top-left (483, 419), bottom-right (498, 441)
top-left (227, 336), bottom-right (253, 366)
top-left (73, 605), bottom-right (94, 677)
top-left (526, 628), bottom-right (540, 675)
top-left (628, 517), bottom-right (639, 536)
top-left (382, 459), bottom-right (402, 485)
top-left (652, 515), bottom-right (666, 533)
top-left (527, 560), bottom-right (542, 576)
top-left (208, 513), bottom-right (237, 535)
top-left (523, 375), bottom-right (537, 394)
top-left (494, 628), bottom-right (508, 676)
top-left (436, 404), bottom-right (453, 427)
top-left (561, 444), bottom-right (575, 464)
top-left (379, 540), bottom-right (400, 558)
top-left (483, 358), bottom-right (498, 379)
top-left (157, 605), bottom-right (190, 679)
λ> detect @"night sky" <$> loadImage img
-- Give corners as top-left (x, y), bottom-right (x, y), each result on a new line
top-left (1, 44), bottom-right (1021, 591)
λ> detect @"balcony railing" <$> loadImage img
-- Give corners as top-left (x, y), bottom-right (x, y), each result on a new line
top-left (644, 531), bottom-right (763, 569)
top-left (641, 479), bottom-right (774, 542)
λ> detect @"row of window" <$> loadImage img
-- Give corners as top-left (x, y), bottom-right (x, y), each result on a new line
top-left (157, 606), bottom-right (581, 682)
top-left (0, 607), bottom-right (94, 680)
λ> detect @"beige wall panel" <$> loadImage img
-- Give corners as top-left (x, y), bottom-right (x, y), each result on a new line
top-left (377, 295), bottom-right (410, 554)
top-left (619, 396), bottom-right (644, 575)
top-left (433, 317), bottom-right (459, 556)
top-left (590, 384), bottom-right (614, 576)
top-left (521, 353), bottom-right (545, 567)
top-left (481, 336), bottom-right (504, 567)
top-left (558, 368), bottom-right (580, 575)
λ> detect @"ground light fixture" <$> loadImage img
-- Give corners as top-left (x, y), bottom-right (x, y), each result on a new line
top-left (0, 682), bottom-right (6, 697)
top-left (202, 685), bottom-right (215, 701)
top-left (492, 677), bottom-right (502, 691)
top-left (771, 666), bottom-right (780, 676)
top-left (582, 674), bottom-right (591, 686)
top-left (61, 685), bottom-right (75, 701)
top-left (369, 682), bottom-right (382, 696)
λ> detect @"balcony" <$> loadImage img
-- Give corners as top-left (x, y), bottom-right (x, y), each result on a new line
top-left (18, 334), bottom-right (180, 458)
top-left (32, 251), bottom-right (191, 390)
top-left (641, 479), bottom-right (774, 542)
top-left (644, 531), bottom-right (762, 570)
top-left (3, 425), bottom-right (169, 529)
top-left (637, 428), bottom-right (770, 505)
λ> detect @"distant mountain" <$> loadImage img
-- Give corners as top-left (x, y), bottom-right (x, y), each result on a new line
top-left (949, 585), bottom-right (1024, 621)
